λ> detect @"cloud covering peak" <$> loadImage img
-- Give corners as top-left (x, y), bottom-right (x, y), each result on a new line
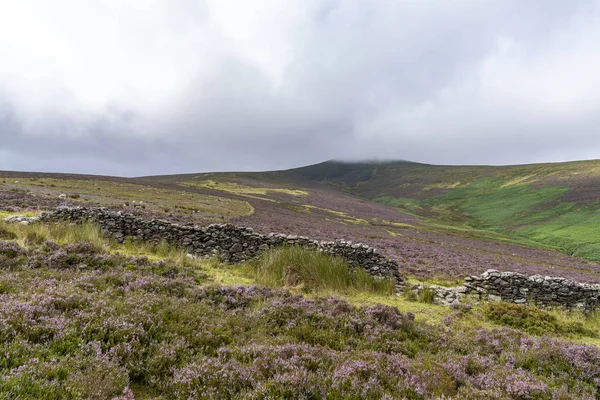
top-left (1, 0), bottom-right (599, 176)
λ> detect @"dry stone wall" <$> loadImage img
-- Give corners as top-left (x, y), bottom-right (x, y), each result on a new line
top-left (39, 207), bottom-right (405, 288)
top-left (463, 269), bottom-right (600, 311)
top-left (407, 269), bottom-right (600, 311)
top-left (17, 207), bottom-right (600, 310)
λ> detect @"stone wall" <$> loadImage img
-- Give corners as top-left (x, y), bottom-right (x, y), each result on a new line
top-left (463, 269), bottom-right (600, 311)
top-left (21, 207), bottom-right (600, 310)
top-left (39, 207), bottom-right (405, 288)
top-left (406, 269), bottom-right (600, 310)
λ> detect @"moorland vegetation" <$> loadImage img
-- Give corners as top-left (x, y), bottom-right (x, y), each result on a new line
top-left (0, 220), bottom-right (600, 399)
top-left (3, 159), bottom-right (600, 398)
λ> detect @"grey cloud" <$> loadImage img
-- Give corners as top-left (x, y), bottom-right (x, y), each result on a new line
top-left (0, 0), bottom-right (599, 175)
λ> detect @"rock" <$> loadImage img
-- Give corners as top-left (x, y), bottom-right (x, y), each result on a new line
top-left (229, 243), bottom-right (244, 253)
top-left (464, 269), bottom-right (600, 311)
top-left (454, 286), bottom-right (468, 294)
top-left (488, 294), bottom-right (502, 302)
top-left (4, 215), bottom-right (39, 224)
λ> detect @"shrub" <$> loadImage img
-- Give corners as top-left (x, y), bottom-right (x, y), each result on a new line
top-left (482, 302), bottom-right (597, 337)
top-left (24, 231), bottom-right (48, 245)
top-left (403, 286), bottom-right (418, 301)
top-left (0, 227), bottom-right (17, 241)
top-left (0, 240), bottom-right (27, 269)
top-left (1, 225), bottom-right (600, 399)
top-left (403, 286), bottom-right (436, 304)
top-left (418, 287), bottom-right (436, 304)
top-left (484, 302), bottom-right (560, 335)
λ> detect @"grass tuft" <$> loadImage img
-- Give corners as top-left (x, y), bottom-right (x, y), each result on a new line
top-left (0, 221), bottom-right (107, 248)
top-left (250, 245), bottom-right (394, 296)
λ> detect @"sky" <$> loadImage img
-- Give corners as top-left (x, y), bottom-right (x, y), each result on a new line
top-left (1, 0), bottom-right (599, 176)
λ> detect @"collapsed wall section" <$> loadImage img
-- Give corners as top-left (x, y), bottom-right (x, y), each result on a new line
top-left (464, 269), bottom-right (600, 311)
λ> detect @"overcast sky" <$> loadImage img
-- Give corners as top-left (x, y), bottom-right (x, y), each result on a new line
top-left (1, 0), bottom-right (599, 176)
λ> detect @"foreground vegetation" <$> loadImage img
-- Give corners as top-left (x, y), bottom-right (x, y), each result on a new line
top-left (1, 221), bottom-right (600, 399)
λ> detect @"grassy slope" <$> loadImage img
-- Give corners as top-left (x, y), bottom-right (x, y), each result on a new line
top-left (270, 160), bottom-right (600, 261)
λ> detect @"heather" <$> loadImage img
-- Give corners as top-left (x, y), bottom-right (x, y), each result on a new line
top-left (483, 302), bottom-right (597, 337)
top-left (0, 235), bottom-right (599, 399)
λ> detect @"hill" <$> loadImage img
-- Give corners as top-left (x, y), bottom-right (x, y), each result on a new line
top-left (2, 159), bottom-right (600, 283)
top-left (266, 159), bottom-right (600, 261)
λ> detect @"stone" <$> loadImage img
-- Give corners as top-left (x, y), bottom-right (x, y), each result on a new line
top-left (488, 294), bottom-right (502, 302)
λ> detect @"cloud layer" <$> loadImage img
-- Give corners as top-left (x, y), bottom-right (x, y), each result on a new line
top-left (1, 0), bottom-right (599, 175)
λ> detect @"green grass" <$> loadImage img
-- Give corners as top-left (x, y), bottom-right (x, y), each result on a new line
top-left (375, 196), bottom-right (420, 209)
top-left (249, 245), bottom-right (395, 296)
top-left (375, 196), bottom-right (422, 216)
top-left (483, 302), bottom-right (599, 338)
top-left (424, 179), bottom-right (570, 228)
top-left (0, 220), bottom-right (107, 248)
top-left (0, 210), bottom-right (42, 219)
top-left (378, 178), bottom-right (600, 260)
top-left (421, 178), bottom-right (600, 260)
top-left (516, 205), bottom-right (600, 259)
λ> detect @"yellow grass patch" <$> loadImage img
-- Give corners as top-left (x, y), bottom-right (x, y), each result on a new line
top-left (422, 181), bottom-right (466, 191)
top-left (500, 174), bottom-right (538, 187)
top-left (182, 180), bottom-right (308, 197)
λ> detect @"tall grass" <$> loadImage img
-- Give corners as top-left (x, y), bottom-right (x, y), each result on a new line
top-left (250, 245), bottom-right (395, 295)
top-left (0, 221), bottom-right (106, 248)
top-left (0, 221), bottom-right (207, 270)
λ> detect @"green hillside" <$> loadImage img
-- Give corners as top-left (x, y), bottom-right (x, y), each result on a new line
top-left (280, 159), bottom-right (600, 260)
